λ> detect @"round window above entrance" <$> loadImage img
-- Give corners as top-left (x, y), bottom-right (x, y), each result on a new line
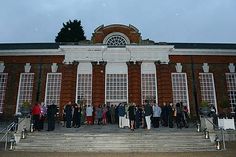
top-left (103, 32), bottom-right (130, 47)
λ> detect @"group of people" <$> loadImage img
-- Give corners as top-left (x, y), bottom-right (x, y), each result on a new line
top-left (31, 102), bottom-right (58, 131)
top-left (31, 100), bottom-right (190, 132)
top-left (61, 100), bottom-right (190, 131)
top-left (62, 102), bottom-right (117, 128)
top-left (117, 101), bottom-right (190, 131)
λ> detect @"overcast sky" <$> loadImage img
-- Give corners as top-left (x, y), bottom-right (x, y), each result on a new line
top-left (0, 0), bottom-right (236, 43)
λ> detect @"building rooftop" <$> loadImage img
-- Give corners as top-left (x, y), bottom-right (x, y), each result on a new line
top-left (165, 42), bottom-right (236, 49)
top-left (0, 43), bottom-right (59, 50)
top-left (0, 42), bottom-right (236, 50)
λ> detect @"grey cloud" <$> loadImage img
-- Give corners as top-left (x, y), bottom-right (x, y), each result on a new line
top-left (0, 0), bottom-right (236, 43)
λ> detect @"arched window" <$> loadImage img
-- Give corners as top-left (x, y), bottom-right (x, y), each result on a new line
top-left (106, 35), bottom-right (127, 46)
top-left (103, 32), bottom-right (130, 47)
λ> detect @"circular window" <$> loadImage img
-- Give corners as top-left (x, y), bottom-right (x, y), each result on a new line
top-left (106, 35), bottom-right (127, 46)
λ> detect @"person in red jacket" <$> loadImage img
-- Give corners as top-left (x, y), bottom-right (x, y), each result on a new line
top-left (32, 102), bottom-right (41, 131)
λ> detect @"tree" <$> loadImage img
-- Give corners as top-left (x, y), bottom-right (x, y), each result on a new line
top-left (55, 20), bottom-right (86, 42)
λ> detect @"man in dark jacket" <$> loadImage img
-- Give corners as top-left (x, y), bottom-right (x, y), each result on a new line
top-left (144, 101), bottom-right (153, 130)
top-left (47, 101), bottom-right (58, 131)
top-left (64, 101), bottom-right (72, 128)
top-left (161, 102), bottom-right (169, 127)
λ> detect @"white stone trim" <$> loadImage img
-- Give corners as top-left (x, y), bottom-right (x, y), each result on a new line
top-left (106, 62), bottom-right (128, 74)
top-left (1, 45), bottom-right (236, 58)
top-left (77, 62), bottom-right (92, 74)
top-left (175, 63), bottom-right (182, 73)
top-left (202, 63), bottom-right (209, 73)
top-left (24, 63), bottom-right (31, 73)
top-left (61, 45), bottom-right (172, 63)
top-left (228, 63), bottom-right (235, 73)
top-left (51, 63), bottom-right (58, 73)
top-left (141, 62), bottom-right (156, 74)
top-left (0, 62), bottom-right (5, 73)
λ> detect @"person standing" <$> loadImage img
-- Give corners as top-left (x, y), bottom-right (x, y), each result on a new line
top-left (110, 104), bottom-right (116, 124)
top-left (128, 103), bottom-right (136, 131)
top-left (144, 101), bottom-right (153, 130)
top-left (96, 105), bottom-right (103, 125)
top-left (176, 102), bottom-right (183, 129)
top-left (47, 101), bottom-right (58, 131)
top-left (102, 104), bottom-right (107, 125)
top-left (183, 105), bottom-right (189, 128)
top-left (161, 102), bottom-right (169, 127)
top-left (72, 103), bottom-right (80, 128)
top-left (39, 102), bottom-right (47, 130)
top-left (172, 104), bottom-right (177, 127)
top-left (135, 106), bottom-right (141, 129)
top-left (81, 105), bottom-right (86, 125)
top-left (167, 103), bottom-right (174, 128)
top-left (153, 103), bottom-right (162, 128)
top-left (118, 103), bottom-right (125, 128)
top-left (106, 105), bottom-right (111, 124)
top-left (77, 104), bottom-right (82, 127)
top-left (86, 104), bottom-right (93, 125)
top-left (64, 101), bottom-right (72, 128)
top-left (32, 102), bottom-right (41, 131)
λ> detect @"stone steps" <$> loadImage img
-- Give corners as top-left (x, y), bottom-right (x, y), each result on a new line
top-left (15, 147), bottom-right (216, 153)
top-left (15, 130), bottom-right (216, 152)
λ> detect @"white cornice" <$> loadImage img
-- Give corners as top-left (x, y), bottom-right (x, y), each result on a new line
top-left (59, 45), bottom-right (105, 51)
top-left (59, 45), bottom-right (174, 50)
top-left (127, 45), bottom-right (174, 50)
top-left (1, 45), bottom-right (236, 63)
top-left (61, 45), bottom-right (172, 63)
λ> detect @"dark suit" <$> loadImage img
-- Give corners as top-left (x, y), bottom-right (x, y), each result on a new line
top-left (64, 105), bottom-right (72, 128)
top-left (47, 104), bottom-right (58, 131)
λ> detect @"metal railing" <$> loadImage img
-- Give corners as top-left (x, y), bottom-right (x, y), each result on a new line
top-left (0, 121), bottom-right (17, 150)
top-left (203, 116), bottom-right (226, 150)
top-left (0, 117), bottom-right (25, 151)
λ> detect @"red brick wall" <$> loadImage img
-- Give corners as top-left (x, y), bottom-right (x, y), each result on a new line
top-left (167, 63), bottom-right (202, 116)
top-left (210, 64), bottom-right (229, 113)
top-left (0, 56), bottom-right (65, 119)
top-left (169, 55), bottom-right (235, 116)
top-left (1, 54), bottom-right (235, 119)
top-left (155, 63), bottom-right (173, 105)
top-left (60, 63), bottom-right (77, 112)
top-left (169, 55), bottom-right (236, 64)
top-left (92, 62), bottom-right (106, 107)
top-left (127, 62), bottom-right (141, 105)
top-left (39, 64), bottom-right (52, 104)
top-left (184, 63), bottom-right (202, 116)
top-left (2, 64), bottom-right (23, 118)
top-left (2, 63), bottom-right (47, 119)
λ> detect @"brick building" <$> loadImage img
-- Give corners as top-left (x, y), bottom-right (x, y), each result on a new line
top-left (0, 24), bottom-right (236, 119)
